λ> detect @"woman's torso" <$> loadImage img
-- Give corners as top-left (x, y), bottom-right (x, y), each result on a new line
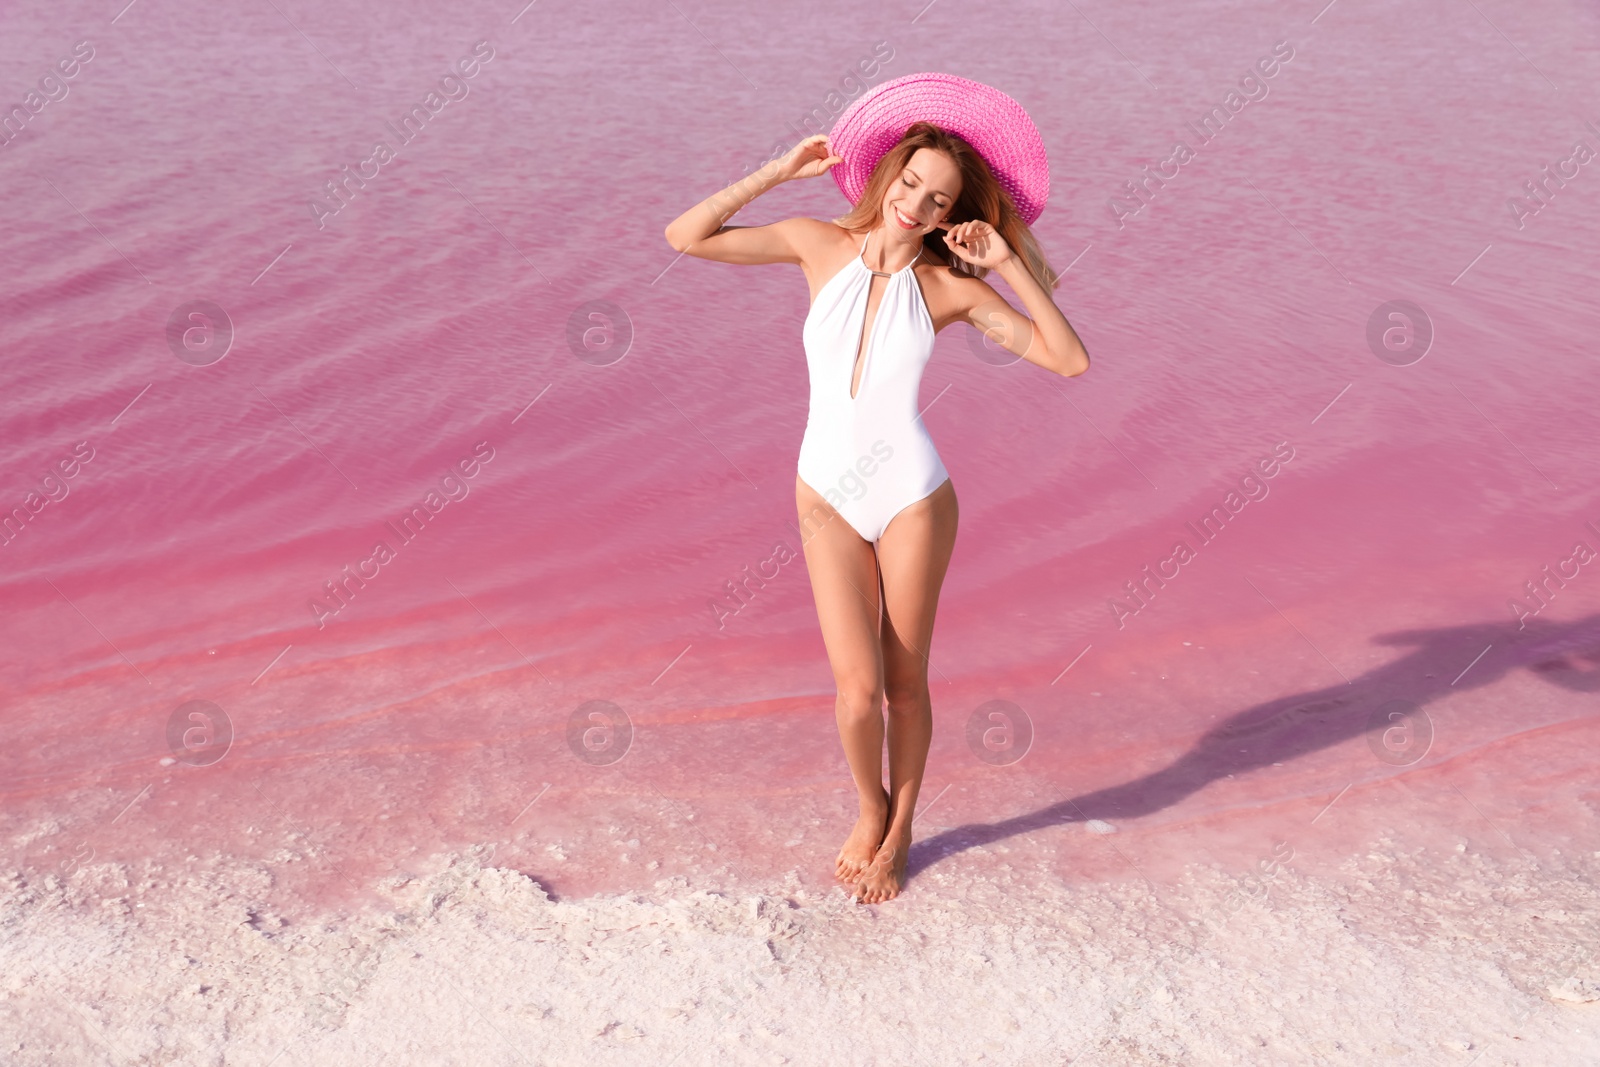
top-left (796, 227), bottom-right (951, 539)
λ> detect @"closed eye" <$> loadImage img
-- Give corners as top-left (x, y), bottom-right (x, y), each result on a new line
top-left (901, 176), bottom-right (949, 208)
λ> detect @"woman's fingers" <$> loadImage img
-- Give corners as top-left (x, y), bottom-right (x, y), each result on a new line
top-left (956, 223), bottom-right (980, 256)
top-left (800, 155), bottom-right (841, 177)
top-left (939, 220), bottom-right (1008, 266)
top-left (780, 135), bottom-right (841, 180)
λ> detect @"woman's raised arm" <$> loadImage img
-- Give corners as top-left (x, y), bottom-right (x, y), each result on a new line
top-left (663, 134), bottom-right (841, 264)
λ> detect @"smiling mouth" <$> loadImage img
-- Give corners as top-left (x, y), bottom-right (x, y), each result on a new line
top-left (892, 206), bottom-right (919, 229)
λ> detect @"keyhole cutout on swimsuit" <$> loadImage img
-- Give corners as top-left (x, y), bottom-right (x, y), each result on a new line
top-left (848, 232), bottom-right (923, 401)
top-left (849, 273), bottom-right (886, 400)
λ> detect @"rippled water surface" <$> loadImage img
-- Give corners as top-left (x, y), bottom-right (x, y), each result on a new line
top-left (2, 0), bottom-right (1598, 914)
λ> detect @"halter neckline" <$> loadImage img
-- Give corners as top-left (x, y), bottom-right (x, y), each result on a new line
top-left (858, 230), bottom-right (922, 278)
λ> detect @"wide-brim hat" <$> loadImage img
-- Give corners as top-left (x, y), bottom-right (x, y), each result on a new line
top-left (828, 72), bottom-right (1050, 225)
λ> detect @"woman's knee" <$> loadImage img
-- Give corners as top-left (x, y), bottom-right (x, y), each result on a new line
top-left (883, 675), bottom-right (929, 714)
top-left (834, 679), bottom-right (884, 722)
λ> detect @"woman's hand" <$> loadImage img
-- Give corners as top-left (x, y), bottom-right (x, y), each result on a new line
top-left (939, 219), bottom-right (1013, 270)
top-left (773, 134), bottom-right (843, 182)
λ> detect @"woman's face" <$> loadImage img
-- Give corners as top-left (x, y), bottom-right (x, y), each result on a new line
top-left (879, 147), bottom-right (962, 239)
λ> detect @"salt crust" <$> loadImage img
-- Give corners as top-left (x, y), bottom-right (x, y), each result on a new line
top-left (2, 838), bottom-right (1598, 1066)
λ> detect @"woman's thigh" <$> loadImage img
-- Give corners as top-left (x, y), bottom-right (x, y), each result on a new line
top-left (795, 475), bottom-right (883, 692)
top-left (875, 479), bottom-right (959, 691)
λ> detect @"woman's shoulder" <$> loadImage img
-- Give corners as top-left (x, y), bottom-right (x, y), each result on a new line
top-left (919, 245), bottom-right (987, 292)
top-left (917, 248), bottom-right (1003, 325)
top-left (774, 220), bottom-right (872, 278)
top-left (779, 218), bottom-right (861, 254)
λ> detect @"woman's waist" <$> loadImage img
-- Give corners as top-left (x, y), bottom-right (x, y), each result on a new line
top-left (799, 419), bottom-right (940, 456)
top-left (803, 395), bottom-right (931, 429)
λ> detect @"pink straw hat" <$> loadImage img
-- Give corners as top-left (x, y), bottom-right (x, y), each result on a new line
top-left (828, 72), bottom-right (1050, 225)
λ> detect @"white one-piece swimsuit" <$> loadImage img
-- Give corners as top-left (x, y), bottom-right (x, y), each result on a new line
top-left (798, 232), bottom-right (950, 543)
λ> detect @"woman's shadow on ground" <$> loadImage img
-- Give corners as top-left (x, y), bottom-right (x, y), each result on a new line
top-left (909, 611), bottom-right (1600, 880)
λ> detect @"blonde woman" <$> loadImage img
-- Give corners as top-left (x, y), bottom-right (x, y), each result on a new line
top-left (665, 74), bottom-right (1088, 902)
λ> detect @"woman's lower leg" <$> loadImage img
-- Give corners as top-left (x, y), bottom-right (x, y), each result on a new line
top-left (884, 681), bottom-right (933, 834)
top-left (834, 684), bottom-right (890, 879)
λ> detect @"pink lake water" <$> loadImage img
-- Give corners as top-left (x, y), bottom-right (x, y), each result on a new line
top-left (3, 0), bottom-right (1599, 930)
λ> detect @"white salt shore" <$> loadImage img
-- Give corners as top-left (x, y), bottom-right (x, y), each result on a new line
top-left (3, 838), bottom-right (1598, 1066)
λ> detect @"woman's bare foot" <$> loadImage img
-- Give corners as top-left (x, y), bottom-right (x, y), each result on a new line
top-left (853, 824), bottom-right (912, 903)
top-left (835, 789), bottom-right (889, 883)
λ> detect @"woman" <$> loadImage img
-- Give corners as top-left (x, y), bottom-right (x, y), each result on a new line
top-left (664, 74), bottom-right (1089, 903)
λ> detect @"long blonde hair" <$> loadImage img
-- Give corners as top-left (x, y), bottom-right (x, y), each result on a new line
top-left (832, 121), bottom-right (1058, 291)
